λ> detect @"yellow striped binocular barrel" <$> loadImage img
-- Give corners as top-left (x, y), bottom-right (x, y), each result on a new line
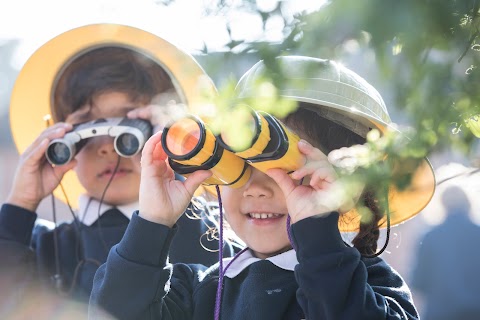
top-left (161, 109), bottom-right (304, 188)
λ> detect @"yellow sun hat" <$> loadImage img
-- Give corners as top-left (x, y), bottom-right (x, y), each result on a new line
top-left (235, 56), bottom-right (436, 232)
top-left (9, 23), bottom-right (217, 209)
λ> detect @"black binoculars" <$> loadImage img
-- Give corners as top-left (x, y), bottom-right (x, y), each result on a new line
top-left (45, 117), bottom-right (152, 165)
top-left (161, 108), bottom-right (304, 188)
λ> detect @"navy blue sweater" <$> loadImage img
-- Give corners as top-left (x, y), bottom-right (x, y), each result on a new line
top-left (90, 212), bottom-right (419, 319)
top-left (0, 203), bottom-right (240, 317)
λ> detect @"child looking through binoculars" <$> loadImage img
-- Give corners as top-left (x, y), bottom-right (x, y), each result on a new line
top-left (0, 25), bottom-right (241, 317)
top-left (90, 56), bottom-right (435, 319)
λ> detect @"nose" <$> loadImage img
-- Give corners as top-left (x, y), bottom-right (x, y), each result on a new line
top-left (95, 136), bottom-right (117, 158)
top-left (242, 168), bottom-right (274, 198)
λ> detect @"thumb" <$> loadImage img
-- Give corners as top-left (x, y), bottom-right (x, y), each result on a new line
top-left (266, 168), bottom-right (296, 198)
top-left (183, 170), bottom-right (212, 196)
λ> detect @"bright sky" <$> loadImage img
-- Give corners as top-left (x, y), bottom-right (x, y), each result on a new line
top-left (0, 0), bottom-right (326, 70)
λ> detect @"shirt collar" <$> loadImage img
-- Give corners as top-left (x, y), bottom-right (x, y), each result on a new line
top-left (78, 194), bottom-right (138, 226)
top-left (223, 249), bottom-right (298, 278)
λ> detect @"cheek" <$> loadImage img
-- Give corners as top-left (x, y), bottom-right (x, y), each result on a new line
top-left (132, 154), bottom-right (142, 171)
top-left (73, 148), bottom-right (98, 184)
top-left (73, 153), bottom-right (88, 175)
top-left (222, 207), bottom-right (242, 236)
top-left (219, 187), bottom-right (240, 212)
top-left (75, 142), bottom-right (96, 162)
top-left (134, 153), bottom-right (142, 160)
top-left (73, 161), bottom-right (92, 190)
top-left (218, 187), bottom-right (243, 225)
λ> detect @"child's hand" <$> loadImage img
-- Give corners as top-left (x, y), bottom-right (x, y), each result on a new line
top-left (327, 144), bottom-right (371, 174)
top-left (7, 123), bottom-right (76, 212)
top-left (127, 101), bottom-right (187, 134)
top-left (266, 140), bottom-right (360, 224)
top-left (138, 131), bottom-right (211, 227)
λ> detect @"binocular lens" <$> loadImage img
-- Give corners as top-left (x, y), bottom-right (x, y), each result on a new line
top-left (218, 110), bottom-right (272, 159)
top-left (220, 112), bottom-right (258, 152)
top-left (46, 142), bottom-right (71, 165)
top-left (165, 118), bottom-right (201, 156)
top-left (116, 133), bottom-right (140, 156)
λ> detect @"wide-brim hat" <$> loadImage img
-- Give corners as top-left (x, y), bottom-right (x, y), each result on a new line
top-left (235, 56), bottom-right (436, 232)
top-left (9, 23), bottom-right (217, 209)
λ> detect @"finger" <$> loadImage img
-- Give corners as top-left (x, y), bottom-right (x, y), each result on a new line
top-left (136, 108), bottom-right (152, 120)
top-left (309, 167), bottom-right (337, 190)
top-left (127, 107), bottom-right (152, 120)
top-left (141, 131), bottom-right (163, 165)
top-left (28, 138), bottom-right (50, 164)
top-left (52, 158), bottom-right (77, 177)
top-left (23, 124), bottom-right (72, 157)
top-left (150, 132), bottom-right (170, 177)
top-left (152, 137), bottom-right (168, 162)
top-left (42, 123), bottom-right (73, 138)
top-left (328, 145), bottom-right (368, 166)
top-left (183, 170), bottom-right (212, 196)
top-left (290, 160), bottom-right (332, 180)
top-left (126, 109), bottom-right (138, 118)
top-left (141, 131), bottom-right (175, 180)
top-left (266, 168), bottom-right (296, 198)
top-left (298, 139), bottom-right (327, 161)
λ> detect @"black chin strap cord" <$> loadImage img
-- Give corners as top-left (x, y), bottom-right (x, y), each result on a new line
top-left (50, 155), bottom-right (121, 295)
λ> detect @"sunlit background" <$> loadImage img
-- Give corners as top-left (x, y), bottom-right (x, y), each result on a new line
top-left (0, 0), bottom-right (323, 70)
top-left (1, 0), bottom-right (328, 205)
top-left (1, 1), bottom-right (479, 318)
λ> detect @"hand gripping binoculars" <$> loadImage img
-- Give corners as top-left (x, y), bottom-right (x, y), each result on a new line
top-left (161, 109), bottom-right (305, 188)
top-left (46, 117), bottom-right (153, 165)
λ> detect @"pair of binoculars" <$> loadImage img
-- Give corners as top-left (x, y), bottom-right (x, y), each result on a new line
top-left (46, 117), bottom-right (152, 165)
top-left (161, 109), bottom-right (304, 188)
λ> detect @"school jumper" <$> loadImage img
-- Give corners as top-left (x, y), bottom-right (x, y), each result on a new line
top-left (90, 211), bottom-right (419, 320)
top-left (0, 201), bottom-right (239, 310)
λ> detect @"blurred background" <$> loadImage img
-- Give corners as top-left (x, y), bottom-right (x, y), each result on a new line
top-left (1, 0), bottom-right (480, 318)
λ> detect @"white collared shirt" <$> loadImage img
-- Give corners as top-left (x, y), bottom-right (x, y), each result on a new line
top-left (223, 249), bottom-right (298, 278)
top-left (78, 194), bottom-right (138, 226)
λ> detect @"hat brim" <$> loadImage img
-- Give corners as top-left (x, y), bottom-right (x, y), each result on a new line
top-left (339, 155), bottom-right (436, 232)
top-left (10, 23), bottom-right (217, 209)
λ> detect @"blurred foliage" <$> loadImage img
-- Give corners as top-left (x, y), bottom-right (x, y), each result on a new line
top-left (192, 0), bottom-right (480, 216)
top-left (224, 0), bottom-right (480, 151)
top-left (308, 1), bottom-right (480, 178)
top-left (295, 0), bottom-right (480, 154)
top-left (213, 5), bottom-right (476, 144)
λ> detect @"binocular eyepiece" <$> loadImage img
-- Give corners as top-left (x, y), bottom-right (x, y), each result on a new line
top-left (161, 108), bottom-right (304, 188)
top-left (46, 117), bottom-right (153, 165)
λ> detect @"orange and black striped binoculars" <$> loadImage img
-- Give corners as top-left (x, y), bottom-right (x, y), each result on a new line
top-left (161, 108), bottom-right (304, 188)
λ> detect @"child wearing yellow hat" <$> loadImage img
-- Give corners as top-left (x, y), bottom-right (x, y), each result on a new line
top-left (0, 24), bottom-right (241, 317)
top-left (90, 56), bottom-right (435, 319)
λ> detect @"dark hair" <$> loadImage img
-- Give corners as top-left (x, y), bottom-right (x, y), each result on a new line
top-left (283, 104), bottom-right (382, 256)
top-left (53, 46), bottom-right (175, 122)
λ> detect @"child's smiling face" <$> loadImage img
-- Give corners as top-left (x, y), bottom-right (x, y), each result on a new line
top-left (221, 167), bottom-right (292, 259)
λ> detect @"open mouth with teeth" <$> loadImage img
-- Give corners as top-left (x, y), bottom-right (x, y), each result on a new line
top-left (248, 213), bottom-right (284, 219)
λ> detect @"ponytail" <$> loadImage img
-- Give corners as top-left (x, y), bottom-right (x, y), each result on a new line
top-left (351, 189), bottom-right (383, 256)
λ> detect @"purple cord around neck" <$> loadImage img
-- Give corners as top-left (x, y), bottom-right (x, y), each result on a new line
top-left (214, 185), bottom-right (249, 320)
top-left (286, 215), bottom-right (296, 251)
top-left (286, 177), bottom-right (303, 251)
top-left (213, 177), bottom-right (303, 319)
top-left (214, 185), bottom-right (224, 320)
